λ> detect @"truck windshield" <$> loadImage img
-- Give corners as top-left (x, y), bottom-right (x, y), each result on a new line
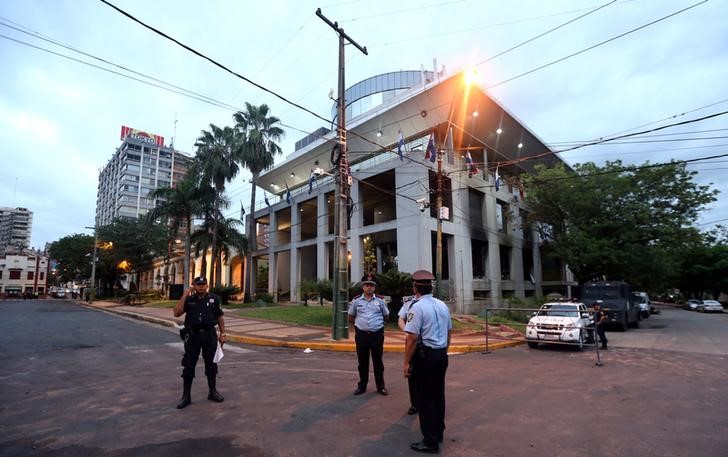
top-left (583, 287), bottom-right (621, 299)
top-left (538, 305), bottom-right (579, 317)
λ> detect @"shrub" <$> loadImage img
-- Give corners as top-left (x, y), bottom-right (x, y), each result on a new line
top-left (211, 285), bottom-right (241, 305)
top-left (299, 279), bottom-right (319, 306)
top-left (255, 292), bottom-right (274, 306)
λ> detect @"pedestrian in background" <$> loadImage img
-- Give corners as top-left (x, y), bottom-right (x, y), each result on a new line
top-left (398, 294), bottom-right (418, 415)
top-left (593, 301), bottom-right (608, 350)
top-left (173, 276), bottom-right (226, 409)
top-left (348, 273), bottom-right (389, 396)
top-left (403, 270), bottom-right (452, 453)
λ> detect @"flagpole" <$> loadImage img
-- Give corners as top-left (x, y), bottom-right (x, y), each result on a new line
top-left (436, 143), bottom-right (443, 298)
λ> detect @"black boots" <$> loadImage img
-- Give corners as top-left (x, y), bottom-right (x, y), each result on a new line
top-left (207, 375), bottom-right (224, 403)
top-left (176, 379), bottom-right (192, 409)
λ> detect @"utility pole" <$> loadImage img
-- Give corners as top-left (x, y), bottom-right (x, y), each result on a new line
top-left (435, 145), bottom-right (443, 297)
top-left (85, 225), bottom-right (98, 303)
top-left (316, 8), bottom-right (368, 340)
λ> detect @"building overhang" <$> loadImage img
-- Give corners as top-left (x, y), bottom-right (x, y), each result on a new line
top-left (259, 70), bottom-right (562, 195)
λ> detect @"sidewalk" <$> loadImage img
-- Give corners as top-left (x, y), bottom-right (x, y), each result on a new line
top-left (79, 300), bottom-right (523, 353)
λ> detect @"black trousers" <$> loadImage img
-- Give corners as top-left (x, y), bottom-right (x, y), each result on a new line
top-left (354, 327), bottom-right (385, 390)
top-left (596, 325), bottom-right (608, 347)
top-left (181, 327), bottom-right (218, 381)
top-left (411, 347), bottom-right (448, 446)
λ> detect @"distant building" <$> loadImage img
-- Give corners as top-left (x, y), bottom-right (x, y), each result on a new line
top-left (95, 125), bottom-right (192, 226)
top-left (0, 207), bottom-right (33, 254)
top-left (0, 250), bottom-right (49, 298)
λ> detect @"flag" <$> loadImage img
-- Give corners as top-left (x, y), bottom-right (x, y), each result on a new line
top-left (425, 132), bottom-right (436, 163)
top-left (264, 192), bottom-right (270, 207)
top-left (494, 165), bottom-right (501, 192)
top-left (308, 169), bottom-right (316, 194)
top-left (240, 201), bottom-right (245, 220)
top-left (465, 151), bottom-right (479, 178)
top-left (285, 182), bottom-right (292, 205)
top-left (397, 130), bottom-right (405, 161)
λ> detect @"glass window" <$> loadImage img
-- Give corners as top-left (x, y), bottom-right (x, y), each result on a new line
top-left (27, 271), bottom-right (34, 280)
top-left (9, 270), bottom-right (21, 280)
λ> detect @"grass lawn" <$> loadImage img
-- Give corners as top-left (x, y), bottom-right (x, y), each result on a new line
top-left (145, 300), bottom-right (177, 308)
top-left (236, 305), bottom-right (334, 327)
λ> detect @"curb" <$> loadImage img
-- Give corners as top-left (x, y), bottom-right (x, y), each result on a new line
top-left (80, 302), bottom-right (524, 354)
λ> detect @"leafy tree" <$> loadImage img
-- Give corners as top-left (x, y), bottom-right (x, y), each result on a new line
top-left (98, 218), bottom-right (167, 291)
top-left (194, 124), bottom-right (244, 287)
top-left (48, 234), bottom-right (94, 283)
top-left (234, 103), bottom-right (284, 300)
top-left (147, 175), bottom-right (216, 293)
top-left (374, 269), bottom-right (413, 322)
top-left (190, 214), bottom-right (247, 285)
top-left (522, 160), bottom-right (717, 289)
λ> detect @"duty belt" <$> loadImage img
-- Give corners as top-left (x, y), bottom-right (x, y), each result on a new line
top-left (355, 327), bottom-right (383, 334)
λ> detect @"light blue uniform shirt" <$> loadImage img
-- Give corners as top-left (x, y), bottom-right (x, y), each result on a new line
top-left (349, 294), bottom-right (389, 331)
top-left (404, 294), bottom-right (452, 349)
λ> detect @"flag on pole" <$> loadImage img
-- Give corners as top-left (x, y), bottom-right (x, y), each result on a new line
top-left (308, 169), bottom-right (316, 194)
top-left (425, 132), bottom-right (436, 163)
top-left (285, 182), bottom-right (292, 205)
top-left (397, 130), bottom-right (405, 161)
top-left (494, 165), bottom-right (501, 192)
top-left (264, 192), bottom-right (270, 207)
top-left (240, 201), bottom-right (245, 220)
top-left (465, 151), bottom-right (479, 178)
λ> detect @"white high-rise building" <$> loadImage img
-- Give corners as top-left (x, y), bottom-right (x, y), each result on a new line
top-left (95, 125), bottom-right (192, 226)
top-left (0, 207), bottom-right (33, 254)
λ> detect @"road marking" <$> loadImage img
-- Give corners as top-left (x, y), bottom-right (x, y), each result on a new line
top-left (164, 342), bottom-right (255, 354)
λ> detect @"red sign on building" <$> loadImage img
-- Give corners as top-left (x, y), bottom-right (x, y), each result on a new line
top-left (120, 125), bottom-right (164, 146)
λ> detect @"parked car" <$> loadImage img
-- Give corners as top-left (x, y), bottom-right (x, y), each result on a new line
top-left (633, 291), bottom-right (653, 318)
top-left (526, 302), bottom-right (593, 350)
top-left (685, 299), bottom-right (702, 311)
top-left (696, 300), bottom-right (724, 313)
top-left (581, 281), bottom-right (640, 331)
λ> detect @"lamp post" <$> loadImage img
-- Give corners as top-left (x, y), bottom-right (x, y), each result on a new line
top-left (85, 225), bottom-right (98, 303)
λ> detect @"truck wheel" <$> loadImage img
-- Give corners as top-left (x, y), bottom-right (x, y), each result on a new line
top-left (619, 313), bottom-right (628, 331)
top-left (527, 341), bottom-right (538, 349)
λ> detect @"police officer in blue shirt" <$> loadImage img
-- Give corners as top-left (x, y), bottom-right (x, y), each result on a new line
top-left (173, 277), bottom-right (226, 409)
top-left (403, 270), bottom-right (452, 453)
top-left (398, 295), bottom-right (418, 415)
top-left (348, 273), bottom-right (390, 395)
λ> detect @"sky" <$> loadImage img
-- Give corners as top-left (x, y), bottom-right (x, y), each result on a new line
top-left (1, 0), bottom-right (727, 249)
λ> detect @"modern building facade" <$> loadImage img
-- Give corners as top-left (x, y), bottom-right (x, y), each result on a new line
top-left (246, 68), bottom-right (576, 312)
top-left (0, 207), bottom-right (33, 254)
top-left (0, 250), bottom-right (49, 297)
top-left (95, 125), bottom-right (192, 226)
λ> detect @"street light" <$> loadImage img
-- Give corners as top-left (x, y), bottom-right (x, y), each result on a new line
top-left (85, 225), bottom-right (98, 303)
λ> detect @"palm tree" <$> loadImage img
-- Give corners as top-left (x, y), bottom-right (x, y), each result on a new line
top-left (190, 214), bottom-right (247, 289)
top-left (233, 103), bottom-right (284, 301)
top-left (194, 124), bottom-right (244, 287)
top-left (147, 175), bottom-right (215, 293)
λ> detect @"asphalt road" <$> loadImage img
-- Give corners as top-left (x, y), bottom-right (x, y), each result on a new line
top-left (1, 300), bottom-right (726, 457)
top-left (605, 304), bottom-right (728, 355)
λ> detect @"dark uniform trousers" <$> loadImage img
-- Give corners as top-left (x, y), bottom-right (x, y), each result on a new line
top-left (411, 347), bottom-right (448, 446)
top-left (181, 327), bottom-right (218, 381)
top-left (354, 327), bottom-right (385, 390)
top-left (596, 324), bottom-right (608, 347)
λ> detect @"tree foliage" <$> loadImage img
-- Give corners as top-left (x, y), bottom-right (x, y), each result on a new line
top-left (48, 233), bottom-right (95, 283)
top-left (522, 160), bottom-right (718, 290)
top-left (98, 218), bottom-right (167, 288)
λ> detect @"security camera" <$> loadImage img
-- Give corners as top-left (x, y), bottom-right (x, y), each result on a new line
top-left (312, 167), bottom-right (325, 177)
top-left (416, 198), bottom-right (428, 205)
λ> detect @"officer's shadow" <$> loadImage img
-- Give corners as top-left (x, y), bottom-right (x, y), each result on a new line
top-left (280, 391), bottom-right (394, 433)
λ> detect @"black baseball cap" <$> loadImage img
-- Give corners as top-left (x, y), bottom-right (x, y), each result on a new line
top-left (192, 277), bottom-right (208, 285)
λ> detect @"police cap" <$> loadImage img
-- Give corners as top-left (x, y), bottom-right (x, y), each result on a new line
top-left (361, 274), bottom-right (377, 286)
top-left (192, 276), bottom-right (208, 285)
top-left (412, 269), bottom-right (435, 283)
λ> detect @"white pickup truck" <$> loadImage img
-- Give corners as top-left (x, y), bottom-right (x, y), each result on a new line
top-left (525, 302), bottom-right (593, 350)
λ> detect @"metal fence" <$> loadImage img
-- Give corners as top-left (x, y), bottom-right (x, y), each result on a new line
top-left (481, 306), bottom-right (604, 366)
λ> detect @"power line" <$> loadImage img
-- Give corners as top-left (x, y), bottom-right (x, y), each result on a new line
top-left (475, 0), bottom-right (616, 66)
top-left (340, 0), bottom-right (468, 22)
top-left (485, 0), bottom-right (708, 89)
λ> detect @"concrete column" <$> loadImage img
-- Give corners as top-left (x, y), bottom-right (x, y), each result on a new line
top-left (394, 163), bottom-right (432, 273)
top-left (290, 200), bottom-right (300, 302)
top-left (317, 193), bottom-right (327, 280)
top-left (485, 194), bottom-right (501, 303)
top-left (532, 224), bottom-right (543, 298)
top-left (267, 210), bottom-right (277, 296)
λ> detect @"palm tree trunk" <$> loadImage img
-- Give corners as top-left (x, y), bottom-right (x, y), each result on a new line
top-left (244, 173), bottom-right (258, 302)
top-left (211, 192), bottom-right (222, 287)
top-left (183, 214), bottom-right (191, 291)
top-left (215, 251), bottom-right (223, 287)
top-left (200, 250), bottom-right (208, 281)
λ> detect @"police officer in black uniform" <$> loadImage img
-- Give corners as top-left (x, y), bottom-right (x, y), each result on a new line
top-left (173, 276), bottom-right (226, 409)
